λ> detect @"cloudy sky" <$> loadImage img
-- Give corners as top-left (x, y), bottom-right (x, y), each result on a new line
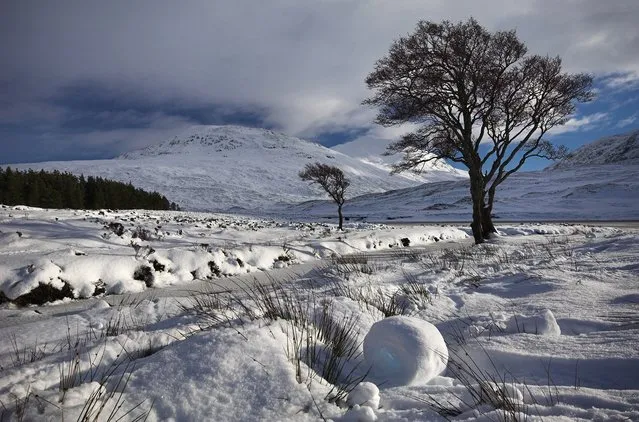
top-left (1, 0), bottom-right (638, 167)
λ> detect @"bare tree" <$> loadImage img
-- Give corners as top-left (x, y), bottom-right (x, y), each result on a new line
top-left (299, 162), bottom-right (350, 230)
top-left (364, 18), bottom-right (594, 243)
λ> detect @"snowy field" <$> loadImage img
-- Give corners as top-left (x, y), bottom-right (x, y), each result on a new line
top-left (1, 205), bottom-right (638, 421)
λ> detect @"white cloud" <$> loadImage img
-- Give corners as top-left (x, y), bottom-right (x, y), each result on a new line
top-left (601, 72), bottom-right (639, 90)
top-left (616, 114), bottom-right (638, 128)
top-left (549, 112), bottom-right (609, 135)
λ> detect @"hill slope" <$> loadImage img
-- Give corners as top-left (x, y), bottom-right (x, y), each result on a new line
top-left (11, 125), bottom-right (464, 211)
top-left (284, 163), bottom-right (639, 222)
top-left (549, 129), bottom-right (639, 169)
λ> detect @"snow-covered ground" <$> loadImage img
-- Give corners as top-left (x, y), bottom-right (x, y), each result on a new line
top-left (1, 206), bottom-right (637, 421)
top-left (332, 134), bottom-right (465, 184)
top-left (0, 206), bottom-right (467, 303)
top-left (9, 126), bottom-right (638, 224)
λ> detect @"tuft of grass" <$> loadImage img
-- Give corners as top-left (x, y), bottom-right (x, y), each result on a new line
top-left (7, 334), bottom-right (49, 369)
top-left (184, 275), bottom-right (371, 408)
top-left (102, 309), bottom-right (146, 338)
top-left (249, 278), bottom-right (308, 325)
top-left (399, 271), bottom-right (432, 306)
top-left (330, 254), bottom-right (387, 279)
top-left (329, 280), bottom-right (410, 317)
top-left (181, 288), bottom-right (233, 329)
top-left (442, 342), bottom-right (546, 422)
top-left (75, 360), bottom-right (153, 422)
top-left (1, 385), bottom-right (32, 422)
top-left (283, 303), bottom-right (370, 406)
top-left (59, 353), bottom-right (82, 402)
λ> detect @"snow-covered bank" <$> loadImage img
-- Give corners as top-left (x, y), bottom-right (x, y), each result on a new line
top-left (1, 206), bottom-right (637, 421)
top-left (0, 206), bottom-right (468, 304)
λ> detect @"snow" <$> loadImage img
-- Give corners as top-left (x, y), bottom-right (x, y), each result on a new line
top-left (332, 135), bottom-right (466, 183)
top-left (0, 206), bottom-right (469, 301)
top-left (347, 381), bottom-right (381, 409)
top-left (124, 322), bottom-right (330, 422)
top-left (342, 404), bottom-right (378, 421)
top-left (504, 309), bottom-right (561, 336)
top-left (0, 206), bottom-right (638, 421)
top-left (278, 130), bottom-right (639, 223)
top-left (364, 316), bottom-right (448, 387)
top-left (8, 126), bottom-right (638, 226)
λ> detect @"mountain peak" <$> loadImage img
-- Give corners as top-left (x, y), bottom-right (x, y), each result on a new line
top-left (119, 125), bottom-right (314, 158)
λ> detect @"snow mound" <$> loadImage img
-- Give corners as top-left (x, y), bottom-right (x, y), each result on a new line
top-left (363, 316), bottom-right (448, 386)
top-left (506, 309), bottom-right (561, 336)
top-left (342, 404), bottom-right (378, 422)
top-left (347, 382), bottom-right (380, 409)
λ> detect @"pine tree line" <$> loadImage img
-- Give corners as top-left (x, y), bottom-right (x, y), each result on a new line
top-left (0, 167), bottom-right (179, 210)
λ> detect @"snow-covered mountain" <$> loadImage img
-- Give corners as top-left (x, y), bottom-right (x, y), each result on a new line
top-left (12, 125), bottom-right (464, 211)
top-left (549, 128), bottom-right (639, 169)
top-left (331, 136), bottom-right (466, 183)
top-left (284, 131), bottom-right (639, 222)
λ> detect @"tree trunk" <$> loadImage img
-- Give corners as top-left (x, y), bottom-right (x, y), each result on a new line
top-left (337, 204), bottom-right (344, 230)
top-left (469, 173), bottom-right (485, 244)
top-left (481, 186), bottom-right (498, 239)
top-left (481, 205), bottom-right (497, 239)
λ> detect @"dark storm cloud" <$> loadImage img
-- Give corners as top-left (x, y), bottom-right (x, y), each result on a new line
top-left (1, 0), bottom-right (638, 162)
top-left (317, 128), bottom-right (371, 148)
top-left (50, 80), bottom-right (269, 132)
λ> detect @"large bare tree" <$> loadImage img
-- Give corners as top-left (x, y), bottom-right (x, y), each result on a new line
top-left (299, 162), bottom-right (350, 230)
top-left (364, 18), bottom-right (594, 243)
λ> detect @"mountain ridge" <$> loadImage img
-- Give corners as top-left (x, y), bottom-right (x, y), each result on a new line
top-left (549, 128), bottom-right (639, 169)
top-left (119, 125), bottom-right (320, 158)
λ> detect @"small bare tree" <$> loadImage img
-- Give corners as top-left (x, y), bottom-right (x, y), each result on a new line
top-left (299, 163), bottom-right (350, 230)
top-left (364, 18), bottom-right (594, 244)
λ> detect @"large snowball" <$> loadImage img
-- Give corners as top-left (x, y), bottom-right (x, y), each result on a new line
top-left (363, 316), bottom-right (448, 386)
